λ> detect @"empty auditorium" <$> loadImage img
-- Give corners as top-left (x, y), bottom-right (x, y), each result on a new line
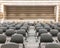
top-left (0, 1), bottom-right (60, 48)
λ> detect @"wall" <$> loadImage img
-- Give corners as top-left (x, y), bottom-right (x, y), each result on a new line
top-left (1, 0), bottom-right (60, 1)
top-left (58, 5), bottom-right (60, 22)
top-left (0, 1), bottom-right (60, 22)
top-left (5, 6), bottom-right (55, 20)
top-left (0, 4), bottom-right (3, 19)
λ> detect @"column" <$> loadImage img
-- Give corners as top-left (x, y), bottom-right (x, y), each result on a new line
top-left (1, 4), bottom-right (5, 23)
top-left (56, 5), bottom-right (59, 22)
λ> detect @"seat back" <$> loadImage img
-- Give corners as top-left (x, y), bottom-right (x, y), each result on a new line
top-left (17, 29), bottom-right (26, 37)
top-left (0, 34), bottom-right (6, 43)
top-left (10, 34), bottom-right (23, 43)
top-left (1, 43), bottom-right (19, 48)
top-left (50, 29), bottom-right (58, 36)
top-left (38, 29), bottom-right (47, 36)
top-left (40, 33), bottom-right (53, 42)
top-left (45, 43), bottom-right (60, 48)
top-left (57, 33), bottom-right (60, 41)
top-left (5, 29), bottom-right (15, 36)
top-left (0, 29), bottom-right (3, 34)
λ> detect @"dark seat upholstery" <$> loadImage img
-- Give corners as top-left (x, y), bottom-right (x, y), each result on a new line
top-left (38, 29), bottom-right (48, 37)
top-left (0, 27), bottom-right (7, 32)
top-left (0, 29), bottom-right (3, 34)
top-left (1, 43), bottom-right (19, 48)
top-left (10, 34), bottom-right (23, 43)
top-left (45, 43), bottom-right (60, 48)
top-left (50, 29), bottom-right (59, 36)
top-left (57, 33), bottom-right (60, 41)
top-left (36, 27), bottom-right (43, 32)
top-left (16, 29), bottom-right (26, 37)
top-left (0, 34), bottom-right (6, 43)
top-left (55, 27), bottom-right (60, 32)
top-left (40, 33), bottom-right (53, 42)
top-left (50, 24), bottom-right (56, 29)
top-left (35, 24), bottom-right (42, 27)
top-left (15, 25), bottom-right (21, 30)
top-left (21, 26), bottom-right (27, 30)
top-left (57, 23), bottom-right (60, 27)
top-left (44, 26), bottom-right (51, 32)
top-left (9, 27), bottom-right (15, 29)
top-left (5, 29), bottom-right (15, 36)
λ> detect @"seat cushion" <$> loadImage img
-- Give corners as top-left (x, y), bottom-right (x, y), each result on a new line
top-left (45, 43), bottom-right (60, 48)
top-left (1, 43), bottom-right (19, 48)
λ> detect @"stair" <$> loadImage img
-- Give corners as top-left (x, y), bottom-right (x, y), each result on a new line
top-left (25, 26), bottom-right (39, 48)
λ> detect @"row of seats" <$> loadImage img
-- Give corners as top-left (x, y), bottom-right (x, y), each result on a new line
top-left (1, 33), bottom-right (60, 48)
top-left (37, 29), bottom-right (59, 37)
top-left (0, 34), bottom-right (25, 48)
top-left (35, 23), bottom-right (60, 37)
top-left (38, 33), bottom-right (60, 48)
top-left (0, 22), bottom-right (29, 37)
top-left (1, 43), bottom-right (60, 48)
top-left (0, 34), bottom-right (23, 43)
top-left (35, 23), bottom-right (60, 32)
top-left (34, 23), bottom-right (60, 48)
top-left (0, 22), bottom-right (30, 48)
top-left (0, 22), bottom-right (60, 48)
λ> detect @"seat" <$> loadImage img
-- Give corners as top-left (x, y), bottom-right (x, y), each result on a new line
top-left (16, 29), bottom-right (26, 37)
top-left (10, 34), bottom-right (23, 43)
top-left (0, 27), bottom-right (7, 32)
top-left (28, 23), bottom-right (34, 26)
top-left (15, 25), bottom-right (21, 30)
top-left (16, 29), bottom-right (27, 40)
top-left (20, 26), bottom-right (28, 32)
top-left (35, 24), bottom-right (42, 27)
top-left (55, 27), bottom-right (60, 32)
top-left (21, 26), bottom-right (27, 30)
top-left (5, 29), bottom-right (15, 36)
top-left (36, 26), bottom-right (43, 32)
top-left (50, 29), bottom-right (59, 36)
top-left (10, 34), bottom-right (25, 48)
top-left (45, 43), bottom-right (60, 48)
top-left (57, 33), bottom-right (60, 41)
top-left (0, 34), bottom-right (6, 43)
top-left (44, 26), bottom-right (51, 32)
top-left (9, 27), bottom-right (15, 29)
top-left (57, 23), bottom-right (60, 27)
top-left (39, 33), bottom-right (53, 48)
top-left (1, 43), bottom-right (19, 48)
top-left (0, 29), bottom-right (3, 34)
top-left (50, 24), bottom-right (56, 29)
top-left (38, 29), bottom-right (48, 37)
top-left (40, 33), bottom-right (53, 42)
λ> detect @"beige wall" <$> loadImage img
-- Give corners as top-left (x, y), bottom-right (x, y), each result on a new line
top-left (0, 4), bottom-right (3, 19)
top-left (0, 2), bottom-right (60, 22)
top-left (1, 0), bottom-right (60, 1)
top-left (58, 5), bottom-right (60, 22)
top-left (0, 4), bottom-right (1, 12)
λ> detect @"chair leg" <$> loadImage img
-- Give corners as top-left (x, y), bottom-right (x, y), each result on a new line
top-left (23, 44), bottom-right (25, 48)
top-left (25, 36), bottom-right (28, 42)
top-left (38, 43), bottom-right (41, 48)
top-left (36, 35), bottom-right (39, 42)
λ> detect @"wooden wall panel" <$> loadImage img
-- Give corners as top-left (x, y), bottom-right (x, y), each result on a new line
top-left (0, 12), bottom-right (3, 19)
top-left (58, 6), bottom-right (60, 22)
top-left (0, 4), bottom-right (3, 19)
top-left (5, 6), bottom-right (55, 20)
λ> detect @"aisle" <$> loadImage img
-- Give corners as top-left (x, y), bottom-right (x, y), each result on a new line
top-left (25, 26), bottom-right (39, 48)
